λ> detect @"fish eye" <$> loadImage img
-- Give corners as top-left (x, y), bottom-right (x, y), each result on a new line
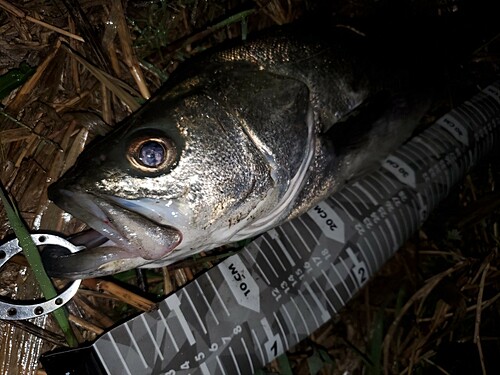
top-left (127, 136), bottom-right (177, 172)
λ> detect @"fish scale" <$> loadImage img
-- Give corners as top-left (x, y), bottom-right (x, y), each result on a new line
top-left (45, 28), bottom-right (426, 277)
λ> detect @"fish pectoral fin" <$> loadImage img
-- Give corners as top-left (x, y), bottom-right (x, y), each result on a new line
top-left (325, 90), bottom-right (391, 146)
top-left (327, 90), bottom-right (431, 181)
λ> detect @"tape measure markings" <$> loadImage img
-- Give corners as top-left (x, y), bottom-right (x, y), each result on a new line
top-left (297, 289), bottom-right (321, 328)
top-left (240, 337), bottom-right (255, 374)
top-left (182, 289), bottom-right (208, 335)
top-left (328, 196), bottom-right (353, 222)
top-left (454, 107), bottom-right (475, 130)
top-left (220, 256), bottom-right (261, 313)
top-left (166, 295), bottom-right (196, 346)
top-left (190, 280), bottom-right (222, 327)
top-left (285, 297), bottom-right (310, 334)
top-left (342, 188), bottom-right (367, 213)
top-left (425, 132), bottom-right (458, 193)
top-left (352, 181), bottom-right (379, 205)
top-left (194, 279), bottom-right (220, 325)
top-left (403, 191), bottom-right (418, 237)
top-left (375, 219), bottom-right (392, 260)
top-left (413, 135), bottom-right (440, 159)
top-left (312, 277), bottom-right (338, 313)
top-left (377, 169), bottom-right (401, 192)
top-left (276, 305), bottom-right (296, 343)
top-left (475, 94), bottom-right (494, 117)
top-left (261, 236), bottom-right (288, 271)
top-left (327, 262), bottom-right (351, 301)
top-left (204, 272), bottom-right (231, 317)
top-left (459, 105), bottom-right (483, 131)
top-left (199, 362), bottom-right (210, 375)
top-left (365, 227), bottom-right (384, 269)
top-left (154, 308), bottom-right (178, 352)
top-left (243, 245), bottom-right (271, 286)
top-left (277, 225), bottom-right (304, 261)
top-left (268, 229), bottom-right (296, 267)
top-left (227, 346), bottom-right (242, 375)
top-left (376, 213), bottom-right (396, 252)
top-left (438, 113), bottom-right (469, 145)
top-left (292, 289), bottom-right (318, 331)
top-left (320, 269), bottom-right (346, 309)
top-left (484, 84), bottom-right (500, 104)
top-left (470, 92), bottom-right (495, 115)
top-left (394, 145), bottom-right (424, 173)
top-left (272, 313), bottom-right (289, 354)
top-left (404, 143), bottom-right (429, 173)
top-left (340, 191), bottom-right (365, 218)
top-left (123, 323), bottom-right (148, 369)
top-left (307, 254), bottom-right (348, 311)
top-left (389, 206), bottom-right (405, 248)
top-left (300, 216), bottom-right (323, 248)
top-left (226, 347), bottom-right (241, 375)
top-left (366, 174), bottom-right (390, 198)
top-left (356, 238), bottom-right (375, 276)
top-left (286, 221), bottom-right (312, 254)
top-left (303, 280), bottom-right (330, 323)
top-left (479, 92), bottom-right (500, 116)
top-left (483, 87), bottom-right (500, 109)
top-left (337, 257), bottom-right (357, 293)
top-left (145, 315), bottom-right (166, 361)
top-left (465, 97), bottom-right (488, 122)
top-left (251, 328), bottom-right (266, 364)
top-left (215, 356), bottom-right (226, 375)
top-left (350, 184), bottom-right (375, 210)
top-left (255, 242), bottom-right (282, 279)
top-left (452, 108), bottom-right (475, 134)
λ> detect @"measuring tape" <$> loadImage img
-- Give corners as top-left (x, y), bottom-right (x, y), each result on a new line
top-left (41, 82), bottom-right (500, 374)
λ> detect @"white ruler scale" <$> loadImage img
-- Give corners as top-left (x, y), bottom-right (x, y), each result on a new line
top-left (41, 82), bottom-right (500, 374)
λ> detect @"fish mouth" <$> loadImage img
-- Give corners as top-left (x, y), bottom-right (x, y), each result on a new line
top-left (44, 189), bottom-right (182, 279)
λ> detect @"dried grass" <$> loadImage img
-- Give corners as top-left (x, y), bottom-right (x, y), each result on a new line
top-left (0, 1), bottom-right (499, 374)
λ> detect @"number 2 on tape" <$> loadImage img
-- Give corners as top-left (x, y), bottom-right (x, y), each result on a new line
top-left (346, 247), bottom-right (368, 287)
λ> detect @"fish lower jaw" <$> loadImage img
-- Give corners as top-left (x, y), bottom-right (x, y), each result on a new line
top-left (55, 190), bottom-right (183, 259)
top-left (86, 211), bottom-right (182, 261)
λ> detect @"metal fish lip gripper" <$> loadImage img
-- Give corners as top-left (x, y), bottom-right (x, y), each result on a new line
top-left (0, 234), bottom-right (82, 320)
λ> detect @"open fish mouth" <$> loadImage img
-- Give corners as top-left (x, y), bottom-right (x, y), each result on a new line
top-left (43, 190), bottom-right (182, 279)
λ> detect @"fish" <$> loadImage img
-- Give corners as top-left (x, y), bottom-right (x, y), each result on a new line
top-left (44, 27), bottom-right (429, 279)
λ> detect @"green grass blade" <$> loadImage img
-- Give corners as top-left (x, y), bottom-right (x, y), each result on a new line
top-left (277, 353), bottom-right (293, 375)
top-left (0, 63), bottom-right (35, 101)
top-left (210, 9), bottom-right (256, 31)
top-left (0, 186), bottom-right (78, 347)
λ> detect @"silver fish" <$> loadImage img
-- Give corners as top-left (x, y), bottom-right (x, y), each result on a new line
top-left (45, 28), bottom-right (428, 279)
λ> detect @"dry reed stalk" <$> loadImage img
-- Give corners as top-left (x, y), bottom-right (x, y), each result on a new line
top-left (72, 294), bottom-right (114, 328)
top-left (61, 43), bottom-right (141, 111)
top-left (474, 259), bottom-right (491, 375)
top-left (383, 261), bottom-right (468, 375)
top-left (68, 314), bottom-right (104, 335)
top-left (82, 278), bottom-right (157, 312)
top-left (162, 266), bottom-right (174, 295)
top-left (111, 0), bottom-right (150, 99)
top-left (6, 40), bottom-right (61, 113)
top-left (173, 268), bottom-right (189, 287)
top-left (0, 0), bottom-right (84, 42)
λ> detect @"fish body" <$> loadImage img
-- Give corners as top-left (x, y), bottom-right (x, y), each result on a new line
top-left (46, 28), bottom-right (427, 278)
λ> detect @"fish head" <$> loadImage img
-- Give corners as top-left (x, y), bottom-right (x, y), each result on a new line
top-left (46, 66), bottom-right (316, 279)
top-left (46, 89), bottom-right (278, 278)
